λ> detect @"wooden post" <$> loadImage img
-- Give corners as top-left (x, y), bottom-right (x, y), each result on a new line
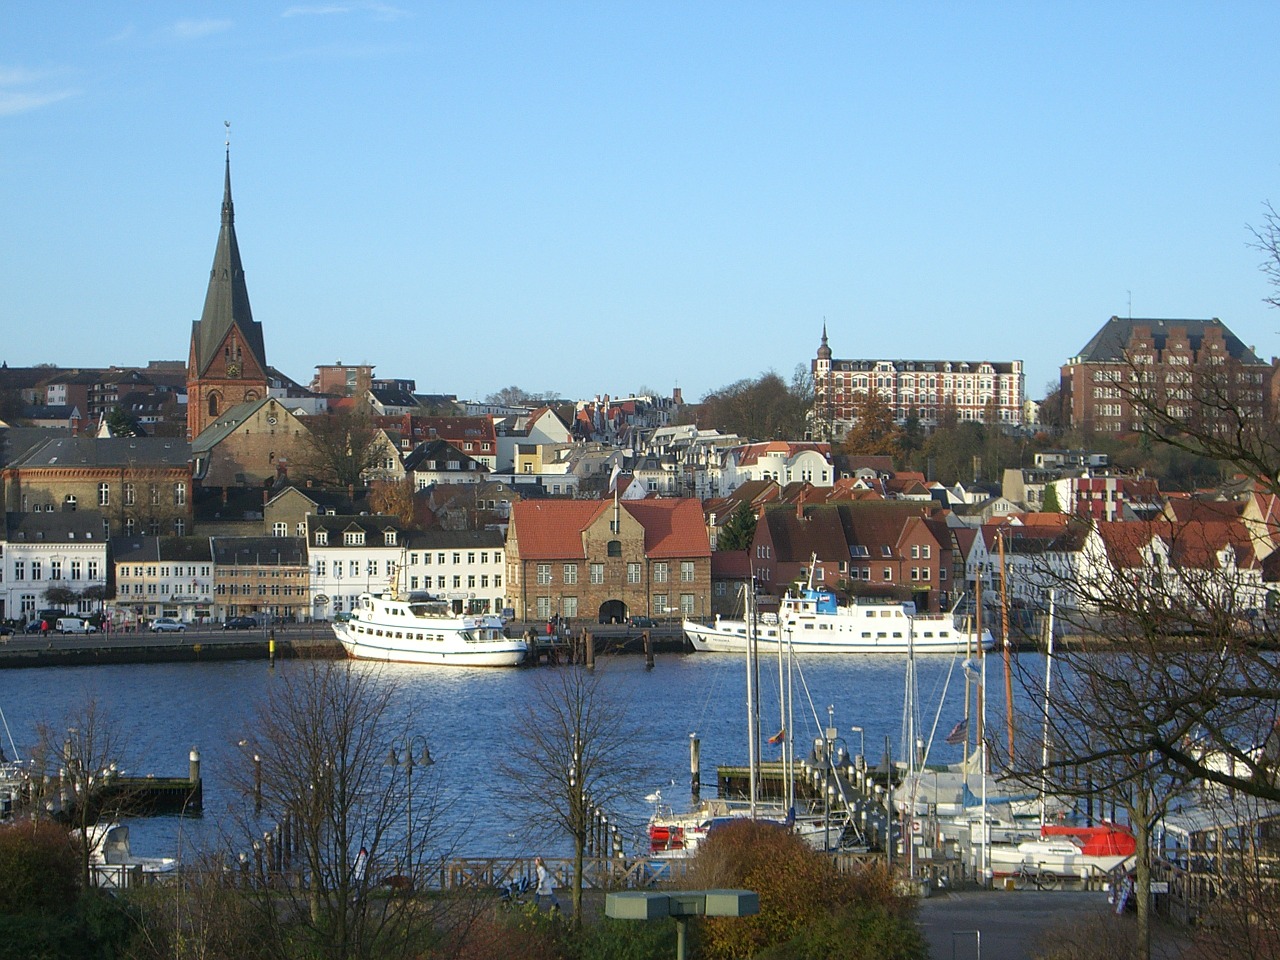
top-left (643, 630), bottom-right (654, 669)
top-left (585, 630), bottom-right (595, 669)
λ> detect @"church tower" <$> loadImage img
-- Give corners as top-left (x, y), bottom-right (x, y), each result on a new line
top-left (187, 144), bottom-right (270, 440)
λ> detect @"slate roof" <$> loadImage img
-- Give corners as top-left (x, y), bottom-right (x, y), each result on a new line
top-left (1071, 316), bottom-right (1262, 365)
top-left (5, 510), bottom-right (109, 543)
top-left (0, 427), bottom-right (71, 467)
top-left (210, 536), bottom-right (307, 566)
top-left (407, 529), bottom-right (504, 550)
top-left (110, 536), bottom-right (213, 563)
top-left (8, 436), bottom-right (190, 468)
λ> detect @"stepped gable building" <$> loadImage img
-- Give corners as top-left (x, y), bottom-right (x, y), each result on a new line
top-left (811, 324), bottom-right (1025, 439)
top-left (187, 148), bottom-right (270, 441)
top-left (1060, 316), bottom-right (1274, 434)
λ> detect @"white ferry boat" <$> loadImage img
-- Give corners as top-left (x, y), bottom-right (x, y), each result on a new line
top-left (333, 590), bottom-right (527, 667)
top-left (683, 587), bottom-right (994, 655)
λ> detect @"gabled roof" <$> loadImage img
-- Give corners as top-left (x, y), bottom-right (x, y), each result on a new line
top-left (110, 535), bottom-right (212, 563)
top-left (511, 499), bottom-right (709, 559)
top-left (403, 438), bottom-right (486, 474)
top-left (1071, 316), bottom-right (1262, 365)
top-left (1094, 520), bottom-right (1258, 570)
top-left (191, 151), bottom-right (268, 378)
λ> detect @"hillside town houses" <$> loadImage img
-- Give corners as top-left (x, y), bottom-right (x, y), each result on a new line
top-left (4, 150), bottom-right (1280, 631)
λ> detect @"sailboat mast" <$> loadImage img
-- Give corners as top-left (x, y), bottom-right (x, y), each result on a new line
top-left (999, 532), bottom-right (1015, 768)
top-left (745, 582), bottom-right (758, 817)
top-left (1040, 589), bottom-right (1057, 828)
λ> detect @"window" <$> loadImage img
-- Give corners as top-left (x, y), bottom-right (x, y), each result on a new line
top-left (367, 560), bottom-right (378, 576)
top-left (273, 522), bottom-right (288, 537)
top-left (315, 531), bottom-right (328, 546)
top-left (31, 561), bottom-right (42, 580)
top-left (88, 561), bottom-right (99, 580)
top-left (911, 545), bottom-right (920, 559)
top-left (98, 482), bottom-right (110, 506)
top-left (12, 560), bottom-right (23, 581)
top-left (174, 482), bottom-right (186, 506)
top-left (607, 540), bottom-right (622, 557)
top-left (343, 531), bottom-right (365, 546)
top-left (453, 553), bottom-right (461, 565)
top-left (63, 494), bottom-right (77, 511)
top-left (627, 562), bottom-right (641, 584)
top-left (922, 545), bottom-right (931, 559)
top-left (882, 568), bottom-right (892, 581)
top-left (563, 563), bottom-right (578, 584)
top-left (50, 560), bottom-right (62, 580)
top-left (563, 597), bottom-right (578, 618)
top-left (680, 561), bottom-right (695, 582)
top-left (653, 594), bottom-right (668, 615)
top-left (349, 560), bottom-right (359, 576)
top-left (680, 594), bottom-right (695, 615)
top-left (384, 531), bottom-right (397, 546)
top-left (590, 563), bottom-right (604, 584)
top-left (174, 518), bottom-right (186, 536)
top-left (70, 560), bottom-right (81, 580)
top-left (535, 597), bottom-right (551, 618)
top-left (537, 564), bottom-right (552, 585)
top-left (654, 563), bottom-right (668, 583)
top-left (149, 483), bottom-right (159, 506)
top-left (315, 559), bottom-right (327, 576)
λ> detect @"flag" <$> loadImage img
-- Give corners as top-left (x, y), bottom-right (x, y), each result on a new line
top-left (767, 728), bottom-right (786, 745)
top-left (944, 719), bottom-right (968, 746)
top-left (607, 461), bottom-right (621, 494)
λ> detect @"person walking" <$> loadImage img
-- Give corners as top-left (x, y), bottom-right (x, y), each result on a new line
top-left (534, 856), bottom-right (560, 912)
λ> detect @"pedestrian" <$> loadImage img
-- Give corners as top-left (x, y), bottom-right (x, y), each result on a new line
top-left (40, 619), bottom-right (49, 637)
top-left (534, 856), bottom-right (560, 912)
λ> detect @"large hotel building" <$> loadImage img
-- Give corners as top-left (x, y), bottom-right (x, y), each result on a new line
top-left (810, 325), bottom-right (1025, 439)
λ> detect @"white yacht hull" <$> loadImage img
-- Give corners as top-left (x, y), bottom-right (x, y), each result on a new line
top-left (684, 615), bottom-right (990, 655)
top-left (334, 592), bottom-right (527, 667)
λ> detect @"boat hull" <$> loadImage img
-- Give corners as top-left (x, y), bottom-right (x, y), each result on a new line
top-left (683, 619), bottom-right (990, 655)
top-left (335, 619), bottom-right (529, 665)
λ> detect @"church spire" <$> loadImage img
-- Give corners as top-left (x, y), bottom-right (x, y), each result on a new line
top-left (817, 320), bottom-right (832, 361)
top-left (191, 131), bottom-right (266, 379)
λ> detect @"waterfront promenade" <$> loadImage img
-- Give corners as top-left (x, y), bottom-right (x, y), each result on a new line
top-left (0, 620), bottom-right (689, 668)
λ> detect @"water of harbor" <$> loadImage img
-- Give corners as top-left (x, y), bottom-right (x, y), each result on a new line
top-left (0, 651), bottom-right (1045, 861)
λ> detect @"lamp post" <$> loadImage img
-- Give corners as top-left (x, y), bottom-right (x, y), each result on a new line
top-left (850, 726), bottom-right (865, 764)
top-left (386, 736), bottom-right (433, 882)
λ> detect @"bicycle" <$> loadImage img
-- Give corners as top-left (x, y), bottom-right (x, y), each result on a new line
top-left (1012, 862), bottom-right (1062, 891)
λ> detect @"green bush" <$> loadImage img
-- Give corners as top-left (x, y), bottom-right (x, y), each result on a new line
top-left (687, 819), bottom-right (919, 960)
top-left (0, 820), bottom-right (79, 916)
top-left (756, 903), bottom-right (928, 960)
top-left (573, 916), bottom-right (675, 960)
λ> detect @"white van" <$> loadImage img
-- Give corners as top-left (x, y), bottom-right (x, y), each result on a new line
top-left (55, 617), bottom-right (96, 635)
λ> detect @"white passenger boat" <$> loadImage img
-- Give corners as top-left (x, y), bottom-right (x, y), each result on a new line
top-left (333, 590), bottom-right (527, 667)
top-left (684, 586), bottom-right (994, 655)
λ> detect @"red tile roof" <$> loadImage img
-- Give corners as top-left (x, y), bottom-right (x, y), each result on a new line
top-left (510, 498), bottom-right (709, 560)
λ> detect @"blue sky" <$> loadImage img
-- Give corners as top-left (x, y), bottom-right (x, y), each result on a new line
top-left (4, 3), bottom-right (1279, 405)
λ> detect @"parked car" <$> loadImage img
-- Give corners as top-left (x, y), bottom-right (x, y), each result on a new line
top-left (223, 616), bottom-right (257, 630)
top-left (150, 618), bottom-right (187, 633)
top-left (629, 616), bottom-right (657, 629)
top-left (0, 624), bottom-right (13, 637)
top-left (55, 617), bottom-right (97, 635)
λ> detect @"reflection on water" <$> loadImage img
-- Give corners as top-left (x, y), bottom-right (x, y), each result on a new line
top-left (0, 651), bottom-right (1043, 859)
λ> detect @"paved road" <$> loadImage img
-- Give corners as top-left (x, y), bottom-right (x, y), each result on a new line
top-left (918, 890), bottom-right (1122, 960)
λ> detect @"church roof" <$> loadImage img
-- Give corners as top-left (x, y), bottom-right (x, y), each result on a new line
top-left (191, 150), bottom-right (268, 378)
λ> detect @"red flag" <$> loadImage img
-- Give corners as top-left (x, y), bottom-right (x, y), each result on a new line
top-left (767, 728), bottom-right (786, 745)
top-left (944, 719), bottom-right (967, 746)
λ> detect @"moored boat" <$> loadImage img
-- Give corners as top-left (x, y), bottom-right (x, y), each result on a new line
top-left (333, 590), bottom-right (527, 667)
top-left (684, 587), bottom-right (993, 655)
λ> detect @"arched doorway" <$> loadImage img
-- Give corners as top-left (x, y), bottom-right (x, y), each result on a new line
top-left (597, 599), bottom-right (627, 625)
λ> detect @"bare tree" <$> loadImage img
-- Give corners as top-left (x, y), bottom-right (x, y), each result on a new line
top-left (31, 698), bottom-right (134, 887)
top-left (497, 666), bottom-right (652, 923)
top-left (298, 404), bottom-right (388, 489)
top-left (228, 661), bottom-right (449, 960)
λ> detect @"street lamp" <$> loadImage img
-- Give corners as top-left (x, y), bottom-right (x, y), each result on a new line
top-left (850, 726), bottom-right (865, 763)
top-left (386, 736), bottom-right (433, 881)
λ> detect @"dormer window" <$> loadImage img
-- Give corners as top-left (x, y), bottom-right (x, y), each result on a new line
top-left (384, 531), bottom-right (397, 546)
top-left (315, 531), bottom-right (329, 546)
top-left (344, 531), bottom-right (366, 546)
